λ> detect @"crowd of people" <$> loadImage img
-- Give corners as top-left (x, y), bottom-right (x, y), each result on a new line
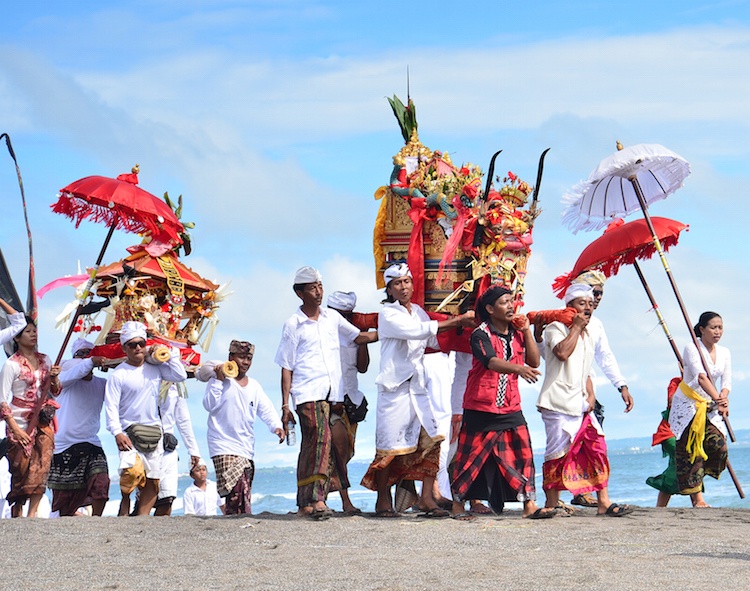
top-left (0, 261), bottom-right (732, 519)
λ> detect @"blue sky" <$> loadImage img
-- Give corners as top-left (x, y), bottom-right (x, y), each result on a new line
top-left (1, 1), bottom-right (749, 480)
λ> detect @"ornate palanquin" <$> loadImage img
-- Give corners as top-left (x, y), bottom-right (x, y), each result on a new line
top-left (373, 95), bottom-right (545, 314)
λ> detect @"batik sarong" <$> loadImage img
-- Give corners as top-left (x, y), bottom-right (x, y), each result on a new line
top-left (296, 400), bottom-right (342, 507)
top-left (213, 454), bottom-right (252, 494)
top-left (5, 423), bottom-right (55, 506)
top-left (541, 412), bottom-right (609, 494)
top-left (328, 406), bottom-right (355, 493)
top-left (212, 454), bottom-right (255, 515)
top-left (451, 416), bottom-right (535, 514)
top-left (675, 416), bottom-right (727, 495)
top-left (48, 442), bottom-right (110, 516)
top-left (360, 427), bottom-right (442, 491)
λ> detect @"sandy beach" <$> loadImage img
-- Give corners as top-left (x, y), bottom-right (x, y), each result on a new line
top-left (1, 506), bottom-right (748, 591)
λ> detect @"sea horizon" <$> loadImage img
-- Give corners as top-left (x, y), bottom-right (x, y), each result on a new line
top-left (44, 428), bottom-right (748, 517)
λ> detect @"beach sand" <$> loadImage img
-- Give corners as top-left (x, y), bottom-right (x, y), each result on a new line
top-left (1, 507), bottom-right (748, 591)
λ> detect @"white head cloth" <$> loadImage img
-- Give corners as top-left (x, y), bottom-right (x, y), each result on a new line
top-left (119, 321), bottom-right (147, 345)
top-left (328, 291), bottom-right (356, 312)
top-left (71, 338), bottom-right (95, 356)
top-left (564, 284), bottom-right (595, 305)
top-left (294, 266), bottom-right (322, 285)
top-left (383, 263), bottom-right (412, 285)
top-left (571, 270), bottom-right (606, 287)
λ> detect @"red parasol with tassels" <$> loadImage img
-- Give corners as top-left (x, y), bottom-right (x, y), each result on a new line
top-left (53, 168), bottom-right (183, 244)
top-left (50, 166), bottom-right (184, 363)
top-left (552, 216), bottom-right (688, 369)
top-left (552, 217), bottom-right (688, 297)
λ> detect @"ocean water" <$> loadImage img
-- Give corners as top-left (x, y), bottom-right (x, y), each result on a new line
top-left (97, 431), bottom-right (750, 516)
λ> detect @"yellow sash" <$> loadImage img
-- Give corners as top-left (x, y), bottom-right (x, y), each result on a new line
top-left (679, 381), bottom-right (709, 463)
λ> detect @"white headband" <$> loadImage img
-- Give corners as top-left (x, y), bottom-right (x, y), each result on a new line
top-left (327, 291), bottom-right (356, 312)
top-left (71, 337), bottom-right (95, 356)
top-left (294, 266), bottom-right (322, 285)
top-left (119, 321), bottom-right (147, 345)
top-left (564, 284), bottom-right (594, 305)
top-left (384, 263), bottom-right (411, 285)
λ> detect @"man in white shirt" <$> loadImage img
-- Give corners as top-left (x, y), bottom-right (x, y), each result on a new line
top-left (567, 271), bottom-right (633, 507)
top-left (360, 263), bottom-right (475, 518)
top-left (47, 338), bottom-right (110, 516)
top-left (327, 291), bottom-right (375, 515)
top-left (105, 321), bottom-right (187, 516)
top-left (275, 267), bottom-right (376, 519)
top-left (571, 271), bottom-right (634, 416)
top-left (153, 383), bottom-right (201, 516)
top-left (183, 459), bottom-right (225, 516)
top-left (537, 284), bottom-right (632, 517)
top-left (204, 340), bottom-right (284, 514)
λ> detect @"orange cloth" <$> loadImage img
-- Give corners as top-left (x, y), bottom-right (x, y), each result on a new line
top-left (527, 308), bottom-right (577, 327)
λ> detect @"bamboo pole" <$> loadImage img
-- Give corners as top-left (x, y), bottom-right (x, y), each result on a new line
top-left (632, 260), bottom-right (683, 372)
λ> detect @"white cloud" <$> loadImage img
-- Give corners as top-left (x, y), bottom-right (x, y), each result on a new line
top-left (59, 25), bottom-right (750, 144)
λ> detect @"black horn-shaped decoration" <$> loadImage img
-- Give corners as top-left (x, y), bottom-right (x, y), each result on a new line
top-left (472, 150), bottom-right (502, 248)
top-left (531, 148), bottom-right (551, 207)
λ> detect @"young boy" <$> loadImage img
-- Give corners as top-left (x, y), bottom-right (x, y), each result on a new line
top-left (183, 459), bottom-right (225, 516)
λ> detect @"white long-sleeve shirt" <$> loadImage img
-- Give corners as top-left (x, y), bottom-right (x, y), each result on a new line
top-left (339, 339), bottom-right (365, 406)
top-left (450, 351), bottom-right (472, 415)
top-left (274, 307), bottom-right (360, 405)
top-left (376, 301), bottom-right (438, 393)
top-left (203, 376), bottom-right (282, 459)
top-left (55, 358), bottom-right (106, 452)
top-left (105, 349), bottom-right (187, 437)
top-left (159, 384), bottom-right (200, 456)
top-left (587, 315), bottom-right (626, 390)
top-left (0, 312), bottom-right (26, 347)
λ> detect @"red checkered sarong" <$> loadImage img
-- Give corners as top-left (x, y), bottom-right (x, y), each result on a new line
top-left (450, 423), bottom-right (536, 503)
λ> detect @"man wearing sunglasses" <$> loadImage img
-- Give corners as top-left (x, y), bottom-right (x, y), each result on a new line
top-left (105, 321), bottom-right (188, 516)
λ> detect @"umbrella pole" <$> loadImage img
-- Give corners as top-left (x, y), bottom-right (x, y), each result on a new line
top-left (632, 260), bottom-right (683, 371)
top-left (54, 223), bottom-right (116, 365)
top-left (629, 175), bottom-right (744, 499)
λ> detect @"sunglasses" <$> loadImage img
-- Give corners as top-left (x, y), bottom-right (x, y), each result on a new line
top-left (593, 290), bottom-right (603, 297)
top-left (125, 340), bottom-right (147, 350)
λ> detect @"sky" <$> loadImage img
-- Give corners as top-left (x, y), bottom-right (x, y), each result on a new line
top-left (1, 1), bottom-right (749, 480)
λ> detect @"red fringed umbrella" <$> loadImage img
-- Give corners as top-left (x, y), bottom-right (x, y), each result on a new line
top-left (50, 167), bottom-right (184, 364)
top-left (552, 217), bottom-right (688, 297)
top-left (552, 216), bottom-right (688, 368)
top-left (53, 170), bottom-right (183, 244)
